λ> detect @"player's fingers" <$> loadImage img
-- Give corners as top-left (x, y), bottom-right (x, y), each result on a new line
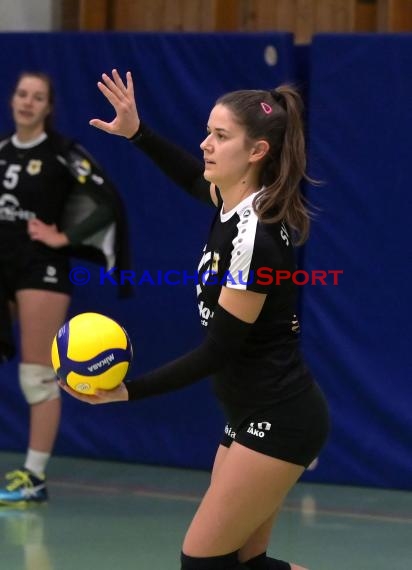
top-left (111, 68), bottom-right (128, 95)
top-left (57, 381), bottom-right (71, 395)
top-left (29, 220), bottom-right (46, 231)
top-left (89, 119), bottom-right (114, 133)
top-left (101, 72), bottom-right (125, 101)
top-left (57, 381), bottom-right (78, 398)
top-left (58, 380), bottom-right (101, 404)
top-left (97, 80), bottom-right (122, 107)
top-left (125, 71), bottom-right (136, 100)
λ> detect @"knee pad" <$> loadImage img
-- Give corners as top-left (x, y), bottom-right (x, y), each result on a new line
top-left (181, 551), bottom-right (245, 569)
top-left (19, 363), bottom-right (60, 405)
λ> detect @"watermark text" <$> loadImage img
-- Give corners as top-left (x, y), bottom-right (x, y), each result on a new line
top-left (69, 267), bottom-right (343, 287)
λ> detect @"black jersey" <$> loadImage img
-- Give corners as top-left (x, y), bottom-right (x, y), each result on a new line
top-left (0, 133), bottom-right (69, 254)
top-left (0, 132), bottom-right (129, 274)
top-left (198, 191), bottom-right (312, 407)
top-left (131, 124), bottom-right (312, 407)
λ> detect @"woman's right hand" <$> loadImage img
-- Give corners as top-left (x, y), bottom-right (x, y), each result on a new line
top-left (89, 69), bottom-right (140, 139)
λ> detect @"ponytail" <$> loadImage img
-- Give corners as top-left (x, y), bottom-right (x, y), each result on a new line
top-left (217, 86), bottom-right (313, 245)
top-left (253, 86), bottom-right (311, 245)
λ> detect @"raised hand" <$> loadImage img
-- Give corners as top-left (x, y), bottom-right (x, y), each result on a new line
top-left (89, 69), bottom-right (140, 139)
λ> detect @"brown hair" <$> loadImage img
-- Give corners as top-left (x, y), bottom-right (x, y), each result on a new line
top-left (216, 86), bottom-right (312, 244)
top-left (12, 71), bottom-right (55, 132)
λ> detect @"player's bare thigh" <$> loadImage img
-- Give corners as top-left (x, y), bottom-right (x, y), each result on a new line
top-left (211, 445), bottom-right (290, 562)
top-left (183, 441), bottom-right (304, 557)
top-left (16, 289), bottom-right (70, 364)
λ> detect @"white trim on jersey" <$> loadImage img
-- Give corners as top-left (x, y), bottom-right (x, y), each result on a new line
top-left (11, 132), bottom-right (47, 149)
top-left (220, 192), bottom-right (262, 291)
top-left (227, 208), bottom-right (259, 290)
top-left (198, 249), bottom-right (212, 272)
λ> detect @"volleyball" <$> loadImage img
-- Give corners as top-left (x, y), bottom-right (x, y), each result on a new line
top-left (51, 312), bottom-right (133, 394)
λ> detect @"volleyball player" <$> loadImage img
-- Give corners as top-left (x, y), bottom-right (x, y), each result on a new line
top-left (60, 69), bottom-right (330, 570)
top-left (0, 71), bottom-right (129, 506)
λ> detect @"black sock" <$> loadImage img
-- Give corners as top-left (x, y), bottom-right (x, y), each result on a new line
top-left (244, 553), bottom-right (267, 568)
top-left (245, 553), bottom-right (291, 570)
top-left (181, 551), bottom-right (246, 569)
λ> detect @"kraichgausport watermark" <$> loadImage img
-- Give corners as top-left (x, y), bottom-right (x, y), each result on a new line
top-left (69, 267), bottom-right (343, 287)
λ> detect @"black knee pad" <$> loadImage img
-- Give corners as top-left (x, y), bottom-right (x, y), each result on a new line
top-left (245, 553), bottom-right (290, 570)
top-left (181, 551), bottom-right (245, 569)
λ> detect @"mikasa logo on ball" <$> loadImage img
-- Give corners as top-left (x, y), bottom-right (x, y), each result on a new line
top-left (75, 382), bottom-right (91, 392)
top-left (87, 353), bottom-right (115, 372)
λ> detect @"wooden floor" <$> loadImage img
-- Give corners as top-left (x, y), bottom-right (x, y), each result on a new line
top-left (0, 452), bottom-right (411, 570)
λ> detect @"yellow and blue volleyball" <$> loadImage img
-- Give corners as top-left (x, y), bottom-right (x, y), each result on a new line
top-left (51, 312), bottom-right (133, 394)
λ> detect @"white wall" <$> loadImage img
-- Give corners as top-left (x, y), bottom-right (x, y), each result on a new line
top-left (0, 0), bottom-right (57, 31)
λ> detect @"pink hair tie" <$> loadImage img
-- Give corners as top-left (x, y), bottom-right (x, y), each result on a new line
top-left (260, 102), bottom-right (272, 114)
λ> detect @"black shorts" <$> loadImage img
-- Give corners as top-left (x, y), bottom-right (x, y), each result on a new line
top-left (220, 382), bottom-right (330, 467)
top-left (0, 245), bottom-right (72, 299)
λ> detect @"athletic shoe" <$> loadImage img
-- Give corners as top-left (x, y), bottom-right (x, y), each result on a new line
top-left (0, 469), bottom-right (48, 506)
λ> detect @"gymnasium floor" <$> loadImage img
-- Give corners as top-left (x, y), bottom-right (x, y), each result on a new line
top-left (0, 452), bottom-right (410, 570)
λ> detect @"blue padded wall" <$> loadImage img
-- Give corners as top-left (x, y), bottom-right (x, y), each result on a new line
top-left (1, 32), bottom-right (409, 490)
top-left (300, 34), bottom-right (412, 489)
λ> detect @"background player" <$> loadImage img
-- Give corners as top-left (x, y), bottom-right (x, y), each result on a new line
top-left (0, 71), bottom-right (128, 506)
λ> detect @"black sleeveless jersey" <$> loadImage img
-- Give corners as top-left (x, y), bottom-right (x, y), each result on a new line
top-left (197, 192), bottom-right (312, 407)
